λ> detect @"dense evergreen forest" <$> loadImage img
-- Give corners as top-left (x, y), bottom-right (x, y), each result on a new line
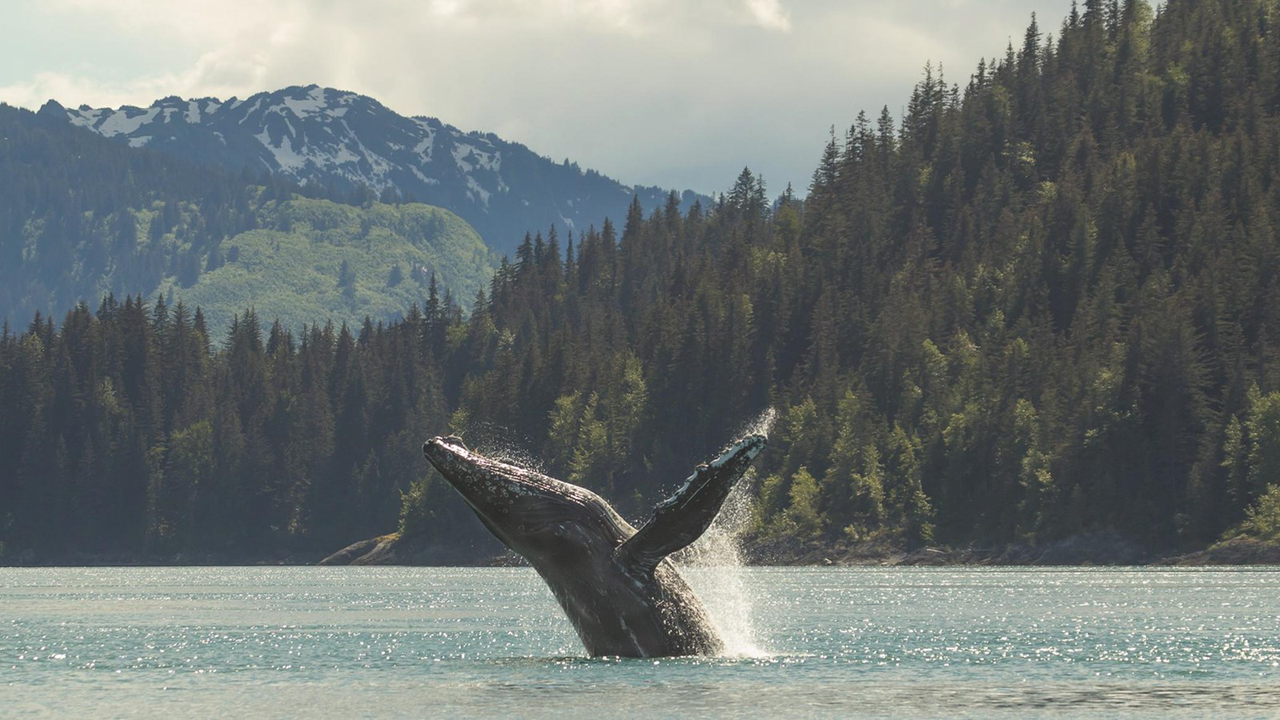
top-left (5, 0), bottom-right (1280, 562)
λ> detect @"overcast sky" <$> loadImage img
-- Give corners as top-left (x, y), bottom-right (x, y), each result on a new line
top-left (2, 0), bottom-right (1072, 195)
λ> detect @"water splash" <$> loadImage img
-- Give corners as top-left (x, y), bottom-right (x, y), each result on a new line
top-left (479, 444), bottom-right (545, 475)
top-left (463, 424), bottom-right (546, 475)
top-left (676, 407), bottom-right (776, 658)
top-left (736, 406), bottom-right (778, 441)
top-left (680, 477), bottom-right (765, 657)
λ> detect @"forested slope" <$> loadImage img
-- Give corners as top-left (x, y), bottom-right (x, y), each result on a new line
top-left (4, 0), bottom-right (1280, 562)
top-left (417, 0), bottom-right (1280, 554)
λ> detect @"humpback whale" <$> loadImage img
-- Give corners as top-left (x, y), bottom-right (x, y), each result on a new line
top-left (422, 433), bottom-right (767, 658)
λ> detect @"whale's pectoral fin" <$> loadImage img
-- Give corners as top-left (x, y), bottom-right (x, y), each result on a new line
top-left (614, 435), bottom-right (767, 577)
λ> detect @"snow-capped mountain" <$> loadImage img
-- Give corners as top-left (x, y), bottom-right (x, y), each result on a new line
top-left (41, 85), bottom-right (704, 255)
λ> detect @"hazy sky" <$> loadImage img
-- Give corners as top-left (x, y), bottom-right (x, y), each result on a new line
top-left (2, 0), bottom-right (1072, 195)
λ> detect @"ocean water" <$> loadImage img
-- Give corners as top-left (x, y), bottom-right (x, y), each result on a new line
top-left (3, 566), bottom-right (1279, 717)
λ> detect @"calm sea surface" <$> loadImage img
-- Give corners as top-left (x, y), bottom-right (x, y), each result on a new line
top-left (3, 566), bottom-right (1279, 717)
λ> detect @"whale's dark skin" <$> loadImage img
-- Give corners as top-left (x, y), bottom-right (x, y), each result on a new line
top-left (422, 434), bottom-right (767, 658)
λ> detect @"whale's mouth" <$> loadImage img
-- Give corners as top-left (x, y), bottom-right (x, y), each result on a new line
top-left (422, 436), bottom-right (493, 500)
top-left (422, 435), bottom-right (589, 518)
top-left (422, 435), bottom-right (523, 548)
top-left (423, 436), bottom-right (589, 496)
top-left (421, 435), bottom-right (487, 476)
top-left (422, 435), bottom-right (623, 562)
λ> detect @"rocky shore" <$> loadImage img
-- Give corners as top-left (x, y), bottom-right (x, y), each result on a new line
top-left (316, 530), bottom-right (1280, 568)
top-left (6, 532), bottom-right (1277, 568)
top-left (1155, 536), bottom-right (1280, 566)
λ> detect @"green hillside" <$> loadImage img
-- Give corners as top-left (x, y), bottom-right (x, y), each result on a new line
top-left (155, 197), bottom-right (495, 337)
top-left (0, 104), bottom-right (496, 335)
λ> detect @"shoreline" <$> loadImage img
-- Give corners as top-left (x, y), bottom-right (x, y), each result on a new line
top-left (7, 534), bottom-right (1277, 569)
top-left (743, 535), bottom-right (1280, 568)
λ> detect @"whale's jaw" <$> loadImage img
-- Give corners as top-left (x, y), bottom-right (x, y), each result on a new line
top-left (421, 436), bottom-right (629, 560)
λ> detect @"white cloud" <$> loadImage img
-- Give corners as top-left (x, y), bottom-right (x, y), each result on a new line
top-left (3, 0), bottom-right (1072, 193)
top-left (745, 0), bottom-right (791, 32)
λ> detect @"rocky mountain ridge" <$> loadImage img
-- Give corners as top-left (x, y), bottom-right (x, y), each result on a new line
top-left (42, 85), bottom-right (705, 255)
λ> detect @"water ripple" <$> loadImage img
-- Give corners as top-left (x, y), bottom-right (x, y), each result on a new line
top-left (3, 566), bottom-right (1279, 717)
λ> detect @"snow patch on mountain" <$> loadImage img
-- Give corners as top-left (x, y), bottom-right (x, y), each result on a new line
top-left (451, 142), bottom-right (500, 174)
top-left (452, 143), bottom-right (475, 173)
top-left (466, 176), bottom-right (491, 206)
top-left (412, 120), bottom-right (436, 161)
top-left (62, 88), bottom-right (513, 204)
top-left (256, 129), bottom-right (307, 171)
top-left (410, 166), bottom-right (440, 185)
top-left (331, 143), bottom-right (361, 166)
top-left (280, 86), bottom-right (328, 118)
top-left (339, 118), bottom-right (394, 185)
top-left (95, 107), bottom-right (159, 137)
top-left (67, 107), bottom-right (104, 129)
top-left (239, 98), bottom-right (263, 123)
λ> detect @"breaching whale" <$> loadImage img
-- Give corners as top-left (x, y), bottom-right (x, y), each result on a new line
top-left (422, 433), bottom-right (767, 658)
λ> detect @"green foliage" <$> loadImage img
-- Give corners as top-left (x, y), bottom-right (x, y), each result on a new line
top-left (398, 477), bottom-right (432, 538)
top-left (1245, 389), bottom-right (1280, 500)
top-left (1228, 485), bottom-right (1280, 543)
top-left (157, 198), bottom-right (495, 338)
top-left (542, 352), bottom-right (648, 500)
top-left (784, 467), bottom-right (823, 540)
top-left (1221, 386), bottom-right (1280, 521)
top-left (148, 420), bottom-right (214, 550)
top-left (756, 473), bottom-right (787, 529)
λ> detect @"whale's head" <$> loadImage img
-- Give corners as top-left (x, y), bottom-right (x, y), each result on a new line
top-left (422, 436), bottom-right (632, 568)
